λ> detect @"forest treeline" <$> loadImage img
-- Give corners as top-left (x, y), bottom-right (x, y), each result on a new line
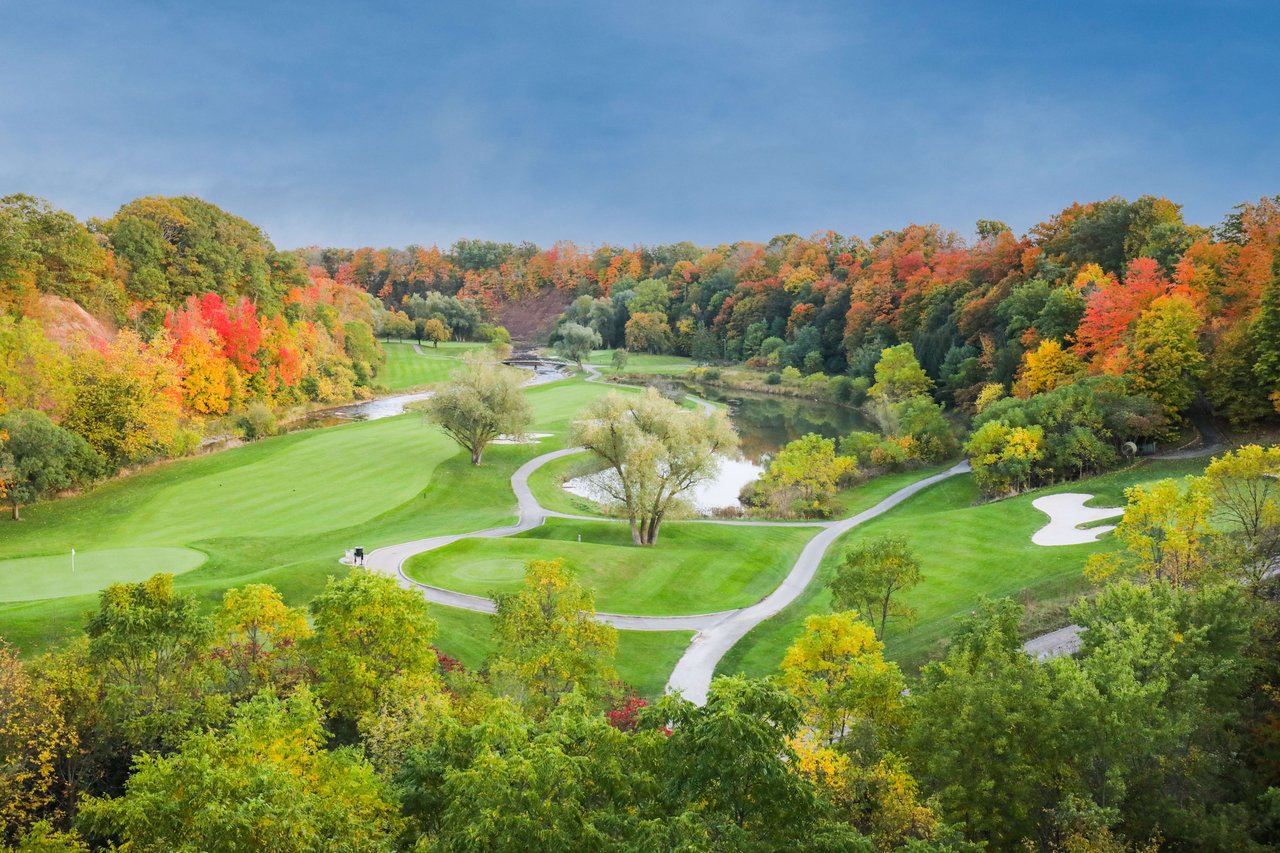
top-left (310, 194), bottom-right (1280, 429)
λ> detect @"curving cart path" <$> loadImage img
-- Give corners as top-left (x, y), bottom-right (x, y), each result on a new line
top-left (365, 405), bottom-right (970, 701)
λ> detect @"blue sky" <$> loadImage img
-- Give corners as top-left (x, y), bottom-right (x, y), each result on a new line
top-left (1, 1), bottom-right (1276, 249)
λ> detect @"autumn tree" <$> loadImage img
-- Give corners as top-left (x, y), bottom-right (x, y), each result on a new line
top-left (964, 420), bottom-right (1044, 497)
top-left (305, 569), bottom-right (437, 723)
top-left (779, 612), bottom-right (907, 745)
top-left (425, 352), bottom-right (532, 465)
top-left (0, 317), bottom-right (72, 418)
top-left (1085, 477), bottom-right (1219, 587)
top-left (212, 583), bottom-right (312, 698)
top-left (1129, 293), bottom-right (1204, 416)
top-left (623, 311), bottom-right (672, 354)
top-left (422, 316), bottom-right (450, 348)
top-left (488, 559), bottom-right (618, 715)
top-left (754, 433), bottom-right (857, 517)
top-left (76, 691), bottom-right (402, 852)
top-left (0, 410), bottom-right (101, 520)
top-left (830, 535), bottom-right (923, 640)
top-left (572, 388), bottom-right (738, 545)
top-left (1016, 338), bottom-right (1083, 397)
top-left (1203, 444), bottom-right (1280, 584)
top-left (62, 331), bottom-right (183, 468)
top-left (0, 643), bottom-right (76, 842)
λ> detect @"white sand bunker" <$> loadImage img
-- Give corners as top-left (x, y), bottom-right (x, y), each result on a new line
top-left (1031, 493), bottom-right (1124, 546)
top-left (491, 432), bottom-right (554, 445)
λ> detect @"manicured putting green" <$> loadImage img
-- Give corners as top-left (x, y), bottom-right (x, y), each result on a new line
top-left (403, 517), bottom-right (818, 616)
top-left (0, 547), bottom-right (206, 603)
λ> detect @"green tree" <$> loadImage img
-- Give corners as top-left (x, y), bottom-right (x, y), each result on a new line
top-left (964, 420), bottom-right (1044, 497)
top-left (755, 433), bottom-right (857, 517)
top-left (907, 600), bottom-right (1069, 848)
top-left (648, 676), bottom-right (827, 848)
top-left (488, 560), bottom-right (617, 715)
top-left (572, 388), bottom-right (738, 545)
top-left (77, 691), bottom-right (403, 852)
top-left (426, 352), bottom-right (532, 465)
top-left (305, 569), bottom-right (437, 723)
top-left (830, 535), bottom-right (922, 640)
top-left (690, 326), bottom-right (720, 364)
top-left (553, 322), bottom-right (601, 368)
top-left (0, 410), bottom-right (101, 520)
top-left (610, 347), bottom-right (629, 371)
top-left (868, 343), bottom-right (933, 403)
top-left (84, 574), bottom-right (224, 757)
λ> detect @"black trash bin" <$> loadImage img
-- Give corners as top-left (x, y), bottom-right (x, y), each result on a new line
top-left (354, 546), bottom-right (364, 565)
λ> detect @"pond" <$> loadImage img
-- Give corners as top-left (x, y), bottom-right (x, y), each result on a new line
top-left (687, 383), bottom-right (872, 464)
top-left (290, 365), bottom-right (568, 430)
top-left (564, 383), bottom-right (873, 513)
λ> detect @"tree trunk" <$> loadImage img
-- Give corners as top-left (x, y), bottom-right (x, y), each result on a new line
top-left (646, 518), bottom-right (661, 546)
top-left (629, 519), bottom-right (643, 546)
top-left (10, 500), bottom-right (19, 521)
top-left (471, 445), bottom-right (483, 465)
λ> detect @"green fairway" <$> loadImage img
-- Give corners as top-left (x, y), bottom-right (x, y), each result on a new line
top-left (717, 456), bottom-right (1210, 679)
top-left (585, 349), bottom-right (695, 376)
top-left (0, 372), bottom-right (623, 657)
top-left (404, 517), bottom-right (818, 615)
top-left (0, 547), bottom-right (206, 602)
top-left (378, 340), bottom-right (483, 390)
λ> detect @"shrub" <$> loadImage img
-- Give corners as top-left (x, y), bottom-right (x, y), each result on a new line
top-left (765, 372), bottom-right (782, 385)
top-left (781, 366), bottom-right (802, 384)
top-left (237, 402), bottom-right (278, 440)
top-left (703, 368), bottom-right (721, 382)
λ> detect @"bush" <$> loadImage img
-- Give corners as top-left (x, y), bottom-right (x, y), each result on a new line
top-left (847, 376), bottom-right (871, 406)
top-left (781, 366), bottom-right (802, 383)
top-left (765, 372), bottom-right (782, 385)
top-left (703, 368), bottom-right (721, 382)
top-left (839, 430), bottom-right (881, 463)
top-left (826, 375), bottom-right (853, 402)
top-left (237, 402), bottom-right (278, 441)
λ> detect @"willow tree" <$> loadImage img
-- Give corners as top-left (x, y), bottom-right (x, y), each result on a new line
top-left (426, 352), bottom-right (531, 465)
top-left (572, 388), bottom-right (737, 545)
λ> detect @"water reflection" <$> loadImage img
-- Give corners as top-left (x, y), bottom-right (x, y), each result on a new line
top-left (563, 385), bottom-right (869, 512)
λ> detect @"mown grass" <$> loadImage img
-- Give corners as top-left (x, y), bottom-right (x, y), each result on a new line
top-left (584, 349), bottom-right (695, 376)
top-left (716, 456), bottom-right (1210, 680)
top-left (404, 517), bottom-right (819, 616)
top-left (378, 340), bottom-right (482, 391)
top-left (0, 368), bottom-right (700, 694)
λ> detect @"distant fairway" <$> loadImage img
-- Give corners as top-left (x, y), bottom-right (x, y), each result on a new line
top-left (0, 547), bottom-right (206, 602)
top-left (379, 340), bottom-right (481, 390)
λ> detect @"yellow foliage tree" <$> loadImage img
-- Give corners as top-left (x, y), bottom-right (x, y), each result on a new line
top-left (780, 612), bottom-right (906, 744)
top-left (0, 643), bottom-right (77, 837)
top-left (1085, 477), bottom-right (1217, 587)
top-left (1016, 339), bottom-right (1083, 397)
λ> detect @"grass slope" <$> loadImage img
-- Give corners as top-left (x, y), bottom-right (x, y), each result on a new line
top-left (404, 518), bottom-right (818, 616)
top-left (716, 457), bottom-right (1209, 679)
top-left (378, 340), bottom-right (483, 391)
